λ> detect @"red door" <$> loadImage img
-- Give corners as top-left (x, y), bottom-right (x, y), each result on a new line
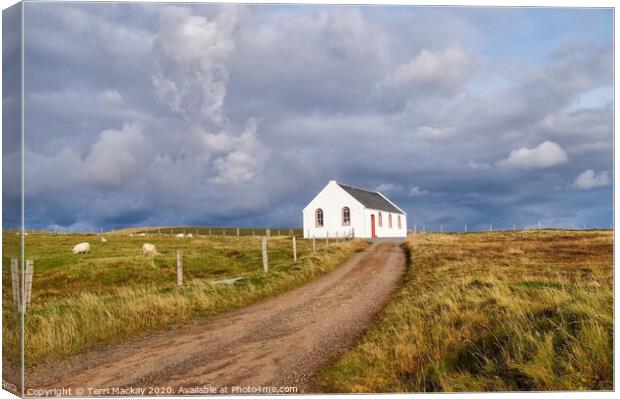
top-left (370, 214), bottom-right (376, 238)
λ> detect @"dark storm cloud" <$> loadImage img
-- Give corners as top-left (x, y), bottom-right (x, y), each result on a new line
top-left (11, 3), bottom-right (613, 231)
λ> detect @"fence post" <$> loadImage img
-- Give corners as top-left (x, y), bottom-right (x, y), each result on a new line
top-left (237, 228), bottom-right (240, 238)
top-left (176, 251), bottom-right (183, 286)
top-left (313, 236), bottom-right (316, 254)
top-left (292, 237), bottom-right (297, 262)
top-left (326, 231), bottom-right (329, 247)
top-left (278, 229), bottom-right (281, 236)
top-left (24, 260), bottom-right (33, 310)
top-left (11, 258), bottom-right (19, 308)
top-left (209, 229), bottom-right (211, 236)
top-left (262, 236), bottom-right (269, 272)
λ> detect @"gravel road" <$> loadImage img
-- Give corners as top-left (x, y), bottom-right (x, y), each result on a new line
top-left (32, 242), bottom-right (406, 395)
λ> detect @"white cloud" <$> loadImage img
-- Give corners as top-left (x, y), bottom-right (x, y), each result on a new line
top-left (151, 6), bottom-right (241, 126)
top-left (468, 160), bottom-right (491, 170)
top-left (496, 141), bottom-right (568, 169)
top-left (99, 89), bottom-right (123, 104)
top-left (380, 47), bottom-right (477, 95)
top-left (375, 183), bottom-right (405, 194)
top-left (408, 186), bottom-right (429, 197)
top-left (573, 169), bottom-right (611, 190)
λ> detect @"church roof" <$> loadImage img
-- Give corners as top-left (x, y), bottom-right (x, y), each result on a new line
top-left (338, 183), bottom-right (404, 214)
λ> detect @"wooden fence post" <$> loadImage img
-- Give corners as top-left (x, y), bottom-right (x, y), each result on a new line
top-left (237, 228), bottom-right (240, 238)
top-left (223, 229), bottom-right (226, 237)
top-left (312, 236), bottom-right (316, 254)
top-left (292, 237), bottom-right (297, 262)
top-left (11, 258), bottom-right (19, 308)
top-left (326, 232), bottom-right (329, 247)
top-left (209, 229), bottom-right (211, 236)
top-left (262, 236), bottom-right (269, 272)
top-left (176, 251), bottom-right (183, 286)
top-left (24, 260), bottom-right (33, 310)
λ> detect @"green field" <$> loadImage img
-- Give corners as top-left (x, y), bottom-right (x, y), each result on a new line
top-left (313, 230), bottom-right (613, 392)
top-left (2, 231), bottom-right (366, 367)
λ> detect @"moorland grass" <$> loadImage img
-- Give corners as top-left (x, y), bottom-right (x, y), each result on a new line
top-left (2, 232), bottom-right (366, 367)
top-left (312, 230), bottom-right (613, 392)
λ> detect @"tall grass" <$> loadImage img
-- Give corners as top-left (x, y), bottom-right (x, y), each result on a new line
top-left (1, 233), bottom-right (366, 367)
top-left (313, 231), bottom-right (612, 392)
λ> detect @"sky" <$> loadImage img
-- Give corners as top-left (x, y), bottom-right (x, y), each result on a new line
top-left (2, 2), bottom-right (614, 231)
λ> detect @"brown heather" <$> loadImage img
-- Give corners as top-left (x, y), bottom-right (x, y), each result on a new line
top-left (313, 230), bottom-right (613, 392)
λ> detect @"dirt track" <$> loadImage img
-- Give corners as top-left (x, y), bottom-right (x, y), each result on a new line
top-left (32, 242), bottom-right (406, 395)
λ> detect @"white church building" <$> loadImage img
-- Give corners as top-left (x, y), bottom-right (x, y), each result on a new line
top-left (302, 180), bottom-right (407, 239)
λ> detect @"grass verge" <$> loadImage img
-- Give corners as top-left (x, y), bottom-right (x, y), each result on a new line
top-left (2, 233), bottom-right (367, 367)
top-left (312, 230), bottom-right (613, 392)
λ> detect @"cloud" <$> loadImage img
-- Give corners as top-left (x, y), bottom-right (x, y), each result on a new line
top-left (408, 186), bottom-right (429, 197)
top-left (379, 47), bottom-right (477, 97)
top-left (573, 169), bottom-right (611, 190)
top-left (375, 183), bottom-right (405, 194)
top-left (496, 141), bottom-right (568, 169)
top-left (19, 4), bottom-right (613, 231)
top-left (151, 5), bottom-right (241, 127)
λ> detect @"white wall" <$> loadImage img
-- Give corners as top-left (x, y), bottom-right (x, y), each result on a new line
top-left (303, 181), bottom-right (365, 239)
top-left (302, 181), bottom-right (408, 239)
top-left (363, 208), bottom-right (407, 238)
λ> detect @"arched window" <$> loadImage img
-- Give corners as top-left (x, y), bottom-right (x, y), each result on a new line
top-left (315, 209), bottom-right (324, 227)
top-left (342, 207), bottom-right (351, 226)
top-left (388, 214), bottom-right (393, 228)
top-left (398, 215), bottom-right (402, 229)
top-left (378, 212), bottom-right (383, 227)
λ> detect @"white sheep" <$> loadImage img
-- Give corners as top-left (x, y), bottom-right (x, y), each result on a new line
top-left (187, 233), bottom-right (193, 238)
top-left (137, 233), bottom-right (146, 237)
top-left (101, 237), bottom-right (107, 243)
top-left (175, 233), bottom-right (185, 238)
top-left (72, 242), bottom-right (90, 255)
top-left (142, 243), bottom-right (157, 256)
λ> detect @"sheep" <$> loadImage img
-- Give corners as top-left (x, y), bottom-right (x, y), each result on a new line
top-left (101, 237), bottom-right (107, 243)
top-left (137, 233), bottom-right (146, 237)
top-left (187, 233), bottom-right (193, 238)
top-left (72, 242), bottom-right (90, 255)
top-left (142, 243), bottom-right (157, 256)
top-left (175, 233), bottom-right (185, 238)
